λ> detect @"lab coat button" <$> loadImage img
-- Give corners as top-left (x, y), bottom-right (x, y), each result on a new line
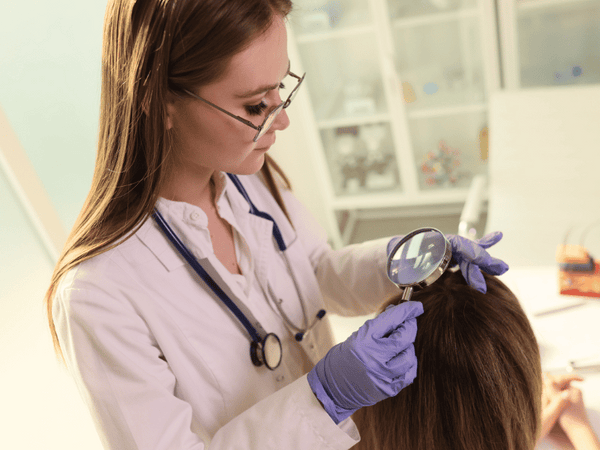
top-left (276, 375), bottom-right (285, 382)
top-left (190, 212), bottom-right (200, 221)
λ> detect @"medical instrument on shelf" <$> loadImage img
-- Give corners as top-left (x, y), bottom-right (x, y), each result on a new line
top-left (387, 227), bottom-right (453, 301)
top-left (152, 174), bottom-right (325, 371)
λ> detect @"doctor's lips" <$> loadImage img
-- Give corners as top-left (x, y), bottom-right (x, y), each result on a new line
top-left (256, 137), bottom-right (276, 149)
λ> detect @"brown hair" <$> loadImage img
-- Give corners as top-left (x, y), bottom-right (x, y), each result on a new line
top-left (353, 270), bottom-right (542, 450)
top-left (45, 0), bottom-right (293, 361)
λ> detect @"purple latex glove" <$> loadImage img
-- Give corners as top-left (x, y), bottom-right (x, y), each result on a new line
top-left (307, 301), bottom-right (424, 424)
top-left (387, 231), bottom-right (509, 294)
top-left (446, 232), bottom-right (509, 293)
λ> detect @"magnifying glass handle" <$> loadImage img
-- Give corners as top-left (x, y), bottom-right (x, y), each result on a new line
top-left (401, 286), bottom-right (413, 301)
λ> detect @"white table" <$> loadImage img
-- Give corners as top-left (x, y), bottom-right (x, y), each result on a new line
top-left (499, 266), bottom-right (600, 449)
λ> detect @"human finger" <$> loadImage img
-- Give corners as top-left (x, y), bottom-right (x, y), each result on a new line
top-left (475, 231), bottom-right (503, 249)
top-left (552, 373), bottom-right (585, 390)
top-left (370, 301), bottom-right (423, 339)
top-left (540, 390), bottom-right (571, 440)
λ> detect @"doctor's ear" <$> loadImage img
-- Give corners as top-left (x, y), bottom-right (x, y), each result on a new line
top-left (164, 91), bottom-right (179, 130)
top-left (141, 90), bottom-right (176, 130)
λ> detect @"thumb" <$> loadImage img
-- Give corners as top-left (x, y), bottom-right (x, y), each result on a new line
top-left (370, 301), bottom-right (423, 339)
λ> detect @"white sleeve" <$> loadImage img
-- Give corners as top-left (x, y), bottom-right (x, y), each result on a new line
top-left (53, 278), bottom-right (359, 450)
top-left (210, 376), bottom-right (359, 449)
top-left (281, 189), bottom-right (399, 317)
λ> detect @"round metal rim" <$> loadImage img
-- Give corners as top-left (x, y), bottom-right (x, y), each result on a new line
top-left (386, 227), bottom-right (452, 289)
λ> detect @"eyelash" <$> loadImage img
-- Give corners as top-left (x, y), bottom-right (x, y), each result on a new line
top-left (245, 102), bottom-right (268, 116)
top-left (244, 82), bottom-right (286, 116)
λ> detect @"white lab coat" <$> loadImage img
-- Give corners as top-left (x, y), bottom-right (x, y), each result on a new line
top-left (53, 172), bottom-right (399, 450)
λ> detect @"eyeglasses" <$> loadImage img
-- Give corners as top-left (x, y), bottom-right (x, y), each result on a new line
top-left (183, 71), bottom-right (305, 142)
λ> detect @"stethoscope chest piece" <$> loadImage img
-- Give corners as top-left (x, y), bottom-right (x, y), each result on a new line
top-left (250, 333), bottom-right (282, 370)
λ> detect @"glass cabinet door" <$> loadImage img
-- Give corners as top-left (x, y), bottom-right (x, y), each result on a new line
top-left (500, 0), bottom-right (600, 88)
top-left (288, 0), bottom-right (497, 206)
top-left (518, 0), bottom-right (600, 87)
top-left (391, 10), bottom-right (485, 110)
top-left (408, 111), bottom-right (488, 190)
top-left (290, 0), bottom-right (403, 197)
top-left (388, 0), bottom-right (489, 191)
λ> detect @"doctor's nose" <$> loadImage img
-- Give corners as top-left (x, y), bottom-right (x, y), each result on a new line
top-left (271, 108), bottom-right (290, 132)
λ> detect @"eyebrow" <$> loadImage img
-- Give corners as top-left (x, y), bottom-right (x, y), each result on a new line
top-left (234, 60), bottom-right (291, 99)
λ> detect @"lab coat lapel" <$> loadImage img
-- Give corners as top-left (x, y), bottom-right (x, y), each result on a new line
top-left (224, 175), bottom-right (297, 290)
top-left (245, 213), bottom-right (276, 290)
top-left (136, 217), bottom-right (187, 272)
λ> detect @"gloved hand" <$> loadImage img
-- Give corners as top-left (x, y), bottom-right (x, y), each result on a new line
top-left (307, 301), bottom-right (423, 424)
top-left (387, 231), bottom-right (509, 294)
top-left (446, 232), bottom-right (509, 293)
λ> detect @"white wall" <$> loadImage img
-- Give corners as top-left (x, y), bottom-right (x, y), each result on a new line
top-left (0, 1), bottom-right (105, 229)
top-left (0, 169), bottom-right (103, 449)
top-left (1, 1), bottom-right (106, 448)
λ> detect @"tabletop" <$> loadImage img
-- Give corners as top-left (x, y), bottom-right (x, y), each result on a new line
top-left (499, 266), bottom-right (600, 449)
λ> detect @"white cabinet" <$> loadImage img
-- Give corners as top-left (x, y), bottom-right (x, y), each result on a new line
top-left (498, 0), bottom-right (600, 89)
top-left (287, 0), bottom-right (500, 246)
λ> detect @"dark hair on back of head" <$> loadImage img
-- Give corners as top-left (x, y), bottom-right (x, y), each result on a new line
top-left (353, 269), bottom-right (542, 450)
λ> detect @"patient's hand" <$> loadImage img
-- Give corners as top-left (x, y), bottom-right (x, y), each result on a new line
top-left (558, 385), bottom-right (600, 450)
top-left (539, 373), bottom-right (581, 441)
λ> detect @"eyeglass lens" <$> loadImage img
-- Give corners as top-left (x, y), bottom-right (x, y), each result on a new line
top-left (254, 77), bottom-right (302, 141)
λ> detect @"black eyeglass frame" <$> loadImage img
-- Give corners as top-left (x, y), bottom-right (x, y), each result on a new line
top-left (182, 71), bottom-right (305, 142)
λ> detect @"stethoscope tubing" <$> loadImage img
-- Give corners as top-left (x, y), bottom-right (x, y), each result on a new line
top-left (153, 174), bottom-right (326, 369)
top-left (227, 174), bottom-right (287, 251)
top-left (152, 209), bottom-right (263, 344)
top-left (226, 174), bottom-right (326, 341)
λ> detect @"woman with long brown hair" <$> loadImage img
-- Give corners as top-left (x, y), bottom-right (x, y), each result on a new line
top-left (353, 269), bottom-right (543, 450)
top-left (45, 1), bottom-right (508, 448)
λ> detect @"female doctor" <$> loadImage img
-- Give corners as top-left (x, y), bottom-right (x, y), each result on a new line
top-left (45, 0), bottom-right (508, 448)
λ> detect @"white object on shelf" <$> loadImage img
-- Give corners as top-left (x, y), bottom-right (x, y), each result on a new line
top-left (458, 173), bottom-right (487, 239)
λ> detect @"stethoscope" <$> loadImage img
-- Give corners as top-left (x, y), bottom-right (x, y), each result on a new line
top-left (152, 173), bottom-right (326, 370)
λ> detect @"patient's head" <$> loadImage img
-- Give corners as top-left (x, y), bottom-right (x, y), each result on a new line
top-left (353, 269), bottom-right (542, 450)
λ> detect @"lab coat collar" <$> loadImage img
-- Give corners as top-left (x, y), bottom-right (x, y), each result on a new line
top-left (136, 212), bottom-right (188, 272)
top-left (135, 172), bottom-right (297, 273)
top-left (226, 173), bottom-right (297, 251)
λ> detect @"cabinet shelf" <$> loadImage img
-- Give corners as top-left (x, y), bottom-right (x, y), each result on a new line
top-left (407, 103), bottom-right (487, 120)
top-left (317, 113), bottom-right (391, 130)
top-left (392, 8), bottom-right (479, 29)
top-left (517, 0), bottom-right (597, 12)
top-left (295, 24), bottom-right (375, 43)
top-left (331, 188), bottom-right (472, 211)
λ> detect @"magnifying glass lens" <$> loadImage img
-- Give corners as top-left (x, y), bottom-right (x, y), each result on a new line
top-left (387, 228), bottom-right (452, 299)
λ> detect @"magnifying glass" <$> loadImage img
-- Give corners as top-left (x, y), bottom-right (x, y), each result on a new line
top-left (387, 228), bottom-right (453, 301)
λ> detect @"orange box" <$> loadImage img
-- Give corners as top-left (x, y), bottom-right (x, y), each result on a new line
top-left (556, 244), bottom-right (600, 298)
